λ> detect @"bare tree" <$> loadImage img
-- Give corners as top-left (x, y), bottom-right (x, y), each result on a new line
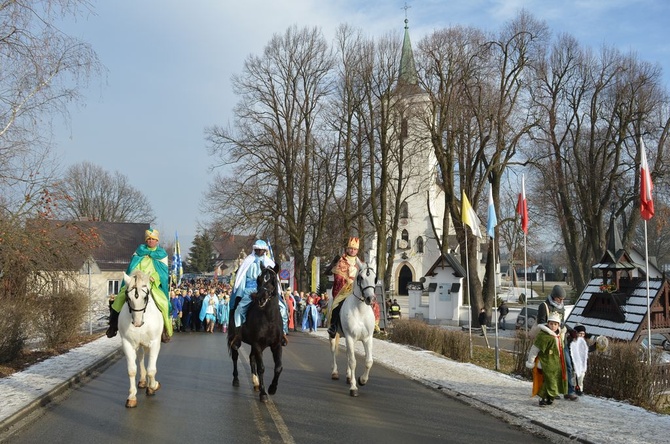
top-left (0, 1), bottom-right (103, 360)
top-left (54, 161), bottom-right (155, 223)
top-left (529, 32), bottom-right (670, 291)
top-left (205, 25), bottom-right (335, 289)
top-left (324, 25), bottom-right (409, 292)
top-left (416, 11), bottom-right (546, 317)
top-left (0, 1), bottom-right (102, 218)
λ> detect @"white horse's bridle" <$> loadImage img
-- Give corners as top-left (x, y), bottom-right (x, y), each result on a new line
top-left (354, 267), bottom-right (376, 303)
top-left (126, 281), bottom-right (150, 324)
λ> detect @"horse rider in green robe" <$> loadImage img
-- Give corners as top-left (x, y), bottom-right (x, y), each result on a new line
top-left (106, 228), bottom-right (173, 343)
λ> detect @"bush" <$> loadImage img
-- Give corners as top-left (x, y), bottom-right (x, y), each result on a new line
top-left (588, 341), bottom-right (670, 411)
top-left (384, 319), bottom-right (670, 412)
top-left (32, 288), bottom-right (88, 349)
top-left (0, 296), bottom-right (31, 363)
top-left (389, 319), bottom-right (470, 362)
top-left (513, 329), bottom-right (534, 378)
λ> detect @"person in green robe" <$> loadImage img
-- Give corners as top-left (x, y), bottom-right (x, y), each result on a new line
top-left (106, 228), bottom-right (173, 343)
top-left (525, 312), bottom-right (568, 406)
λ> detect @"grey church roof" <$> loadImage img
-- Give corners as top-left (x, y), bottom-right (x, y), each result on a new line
top-left (424, 252), bottom-right (467, 278)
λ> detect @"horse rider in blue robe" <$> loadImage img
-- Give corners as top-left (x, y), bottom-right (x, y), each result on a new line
top-left (229, 240), bottom-right (289, 350)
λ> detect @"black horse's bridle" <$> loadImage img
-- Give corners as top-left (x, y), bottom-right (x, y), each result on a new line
top-left (255, 268), bottom-right (278, 308)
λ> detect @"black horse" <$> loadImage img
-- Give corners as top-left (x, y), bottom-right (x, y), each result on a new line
top-left (228, 263), bottom-right (283, 402)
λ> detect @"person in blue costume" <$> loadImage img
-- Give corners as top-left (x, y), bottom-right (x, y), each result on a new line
top-left (301, 293), bottom-right (319, 332)
top-left (229, 240), bottom-right (288, 350)
top-left (199, 287), bottom-right (219, 333)
top-left (106, 228), bottom-right (173, 343)
top-left (217, 293), bottom-right (230, 332)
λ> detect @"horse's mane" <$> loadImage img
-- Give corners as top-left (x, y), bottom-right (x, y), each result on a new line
top-left (128, 269), bottom-right (151, 286)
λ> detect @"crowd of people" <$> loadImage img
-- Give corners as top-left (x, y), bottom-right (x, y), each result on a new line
top-left (168, 285), bottom-right (232, 333)
top-left (106, 233), bottom-right (397, 344)
top-left (165, 283), bottom-right (335, 336)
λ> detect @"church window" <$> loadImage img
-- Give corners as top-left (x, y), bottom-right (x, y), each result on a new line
top-left (400, 201), bottom-right (408, 219)
top-left (401, 118), bottom-right (408, 139)
top-left (401, 229), bottom-right (409, 241)
top-left (416, 236), bottom-right (424, 253)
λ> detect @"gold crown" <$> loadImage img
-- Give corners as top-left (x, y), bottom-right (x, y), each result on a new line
top-left (347, 237), bottom-right (360, 249)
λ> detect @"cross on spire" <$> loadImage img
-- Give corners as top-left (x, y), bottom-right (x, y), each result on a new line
top-left (403, 2), bottom-right (411, 28)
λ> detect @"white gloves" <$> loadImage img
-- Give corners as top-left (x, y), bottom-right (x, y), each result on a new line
top-left (526, 345), bottom-right (540, 369)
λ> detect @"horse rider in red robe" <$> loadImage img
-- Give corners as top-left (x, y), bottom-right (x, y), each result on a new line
top-left (327, 237), bottom-right (364, 338)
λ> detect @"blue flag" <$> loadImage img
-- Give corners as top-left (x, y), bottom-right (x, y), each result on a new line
top-left (487, 185), bottom-right (497, 239)
top-left (171, 232), bottom-right (183, 286)
top-left (266, 238), bottom-right (275, 261)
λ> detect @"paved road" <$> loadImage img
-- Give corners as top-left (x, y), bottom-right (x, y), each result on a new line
top-left (4, 331), bottom-right (546, 444)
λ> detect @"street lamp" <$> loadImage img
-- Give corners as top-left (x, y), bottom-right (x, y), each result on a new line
top-left (87, 259), bottom-right (92, 334)
top-left (80, 257), bottom-right (100, 335)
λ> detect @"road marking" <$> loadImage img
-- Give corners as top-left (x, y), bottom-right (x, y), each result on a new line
top-left (237, 351), bottom-right (295, 444)
top-left (265, 399), bottom-right (295, 444)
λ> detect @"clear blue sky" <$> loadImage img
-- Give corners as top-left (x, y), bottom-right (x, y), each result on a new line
top-left (54, 0), bottom-right (670, 250)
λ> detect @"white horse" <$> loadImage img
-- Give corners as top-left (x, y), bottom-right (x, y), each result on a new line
top-left (330, 265), bottom-right (377, 397)
top-left (118, 270), bottom-right (164, 408)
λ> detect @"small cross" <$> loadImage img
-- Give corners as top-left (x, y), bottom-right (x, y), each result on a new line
top-left (402, 2), bottom-right (411, 26)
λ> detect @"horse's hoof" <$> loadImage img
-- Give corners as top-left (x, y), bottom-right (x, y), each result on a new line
top-left (137, 380), bottom-right (147, 389)
top-left (331, 373), bottom-right (339, 380)
top-left (269, 384), bottom-right (277, 395)
top-left (350, 389), bottom-right (359, 397)
top-left (146, 382), bottom-right (161, 396)
top-left (125, 398), bottom-right (138, 408)
top-left (358, 376), bottom-right (367, 386)
top-left (260, 393), bottom-right (268, 403)
top-left (232, 378), bottom-right (240, 387)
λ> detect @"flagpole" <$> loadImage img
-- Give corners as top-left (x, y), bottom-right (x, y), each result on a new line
top-left (639, 138), bottom-right (654, 364)
top-left (516, 175), bottom-right (529, 334)
top-left (487, 184), bottom-right (499, 370)
top-left (465, 233), bottom-right (473, 359)
top-left (644, 220), bottom-right (652, 364)
top-left (493, 236), bottom-right (499, 370)
top-left (523, 232), bottom-right (528, 334)
top-left (462, 189), bottom-right (482, 360)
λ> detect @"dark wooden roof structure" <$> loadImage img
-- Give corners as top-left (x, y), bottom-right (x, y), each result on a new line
top-left (566, 221), bottom-right (670, 342)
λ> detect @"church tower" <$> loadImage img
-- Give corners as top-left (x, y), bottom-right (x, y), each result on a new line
top-left (385, 18), bottom-right (453, 295)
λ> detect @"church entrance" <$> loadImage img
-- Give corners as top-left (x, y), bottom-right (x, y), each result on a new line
top-left (398, 265), bottom-right (413, 296)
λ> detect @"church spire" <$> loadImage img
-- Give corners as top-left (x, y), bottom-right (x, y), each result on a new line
top-left (398, 17), bottom-right (419, 91)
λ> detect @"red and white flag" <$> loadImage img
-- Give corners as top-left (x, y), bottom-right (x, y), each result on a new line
top-left (516, 175), bottom-right (528, 234)
top-left (640, 139), bottom-right (654, 221)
